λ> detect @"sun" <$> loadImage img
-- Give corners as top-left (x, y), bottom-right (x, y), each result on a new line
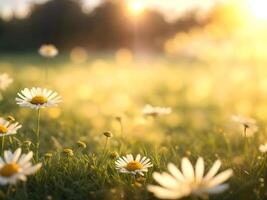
top-left (127, 1), bottom-right (145, 16)
top-left (246, 0), bottom-right (267, 20)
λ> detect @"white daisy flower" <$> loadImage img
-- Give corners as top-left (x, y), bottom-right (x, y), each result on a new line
top-left (148, 157), bottom-right (233, 199)
top-left (0, 117), bottom-right (21, 137)
top-left (115, 154), bottom-right (153, 176)
top-left (0, 73), bottom-right (13, 91)
top-left (0, 148), bottom-right (42, 185)
top-left (143, 104), bottom-right (172, 117)
top-left (16, 87), bottom-right (62, 109)
top-left (231, 115), bottom-right (258, 137)
top-left (39, 44), bottom-right (58, 58)
top-left (259, 143), bottom-right (267, 153)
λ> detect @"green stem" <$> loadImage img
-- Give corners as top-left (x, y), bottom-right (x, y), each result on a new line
top-left (1, 135), bottom-right (4, 154)
top-left (22, 181), bottom-right (28, 198)
top-left (103, 137), bottom-right (108, 153)
top-left (44, 59), bottom-right (49, 84)
top-left (45, 66), bottom-right (48, 83)
top-left (244, 125), bottom-right (248, 156)
top-left (9, 136), bottom-right (13, 149)
top-left (244, 126), bottom-right (247, 138)
top-left (36, 108), bottom-right (41, 161)
top-left (99, 137), bottom-right (109, 165)
top-left (6, 184), bottom-right (12, 196)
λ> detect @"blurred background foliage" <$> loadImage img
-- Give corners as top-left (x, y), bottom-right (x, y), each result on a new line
top-left (0, 0), bottom-right (211, 52)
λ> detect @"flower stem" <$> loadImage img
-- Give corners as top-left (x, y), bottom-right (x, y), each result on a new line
top-left (1, 135), bottom-right (5, 154)
top-left (103, 137), bottom-right (109, 153)
top-left (44, 58), bottom-right (49, 84)
top-left (244, 125), bottom-right (248, 138)
top-left (22, 181), bottom-right (28, 198)
top-left (36, 108), bottom-right (41, 161)
top-left (45, 66), bottom-right (48, 83)
top-left (98, 137), bottom-right (109, 167)
top-left (6, 184), bottom-right (12, 196)
top-left (244, 125), bottom-right (248, 154)
top-left (9, 136), bottom-right (13, 148)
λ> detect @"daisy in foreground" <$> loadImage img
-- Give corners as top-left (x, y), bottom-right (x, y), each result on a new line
top-left (147, 157), bottom-right (233, 199)
top-left (16, 87), bottom-right (62, 109)
top-left (0, 148), bottom-right (42, 185)
top-left (115, 154), bottom-right (153, 176)
top-left (143, 104), bottom-right (172, 117)
top-left (232, 115), bottom-right (258, 137)
top-left (16, 87), bottom-right (61, 160)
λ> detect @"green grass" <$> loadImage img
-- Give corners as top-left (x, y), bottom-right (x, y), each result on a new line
top-left (0, 54), bottom-right (266, 200)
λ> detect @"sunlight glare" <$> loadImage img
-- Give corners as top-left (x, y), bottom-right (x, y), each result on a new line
top-left (128, 1), bottom-right (145, 16)
top-left (247, 0), bottom-right (267, 20)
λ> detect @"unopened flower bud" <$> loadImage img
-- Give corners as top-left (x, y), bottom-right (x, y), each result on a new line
top-left (103, 131), bottom-right (113, 138)
top-left (109, 151), bottom-right (119, 159)
top-left (63, 148), bottom-right (73, 156)
top-left (44, 153), bottom-right (53, 159)
top-left (77, 140), bottom-right (87, 149)
top-left (7, 115), bottom-right (15, 122)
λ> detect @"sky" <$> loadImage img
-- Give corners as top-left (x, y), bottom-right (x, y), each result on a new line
top-left (0, 0), bottom-right (49, 20)
top-left (0, 0), bottom-right (226, 21)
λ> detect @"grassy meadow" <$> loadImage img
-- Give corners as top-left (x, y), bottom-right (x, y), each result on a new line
top-left (0, 52), bottom-right (266, 200)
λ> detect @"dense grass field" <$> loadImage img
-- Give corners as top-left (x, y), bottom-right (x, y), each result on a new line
top-left (0, 54), bottom-right (266, 200)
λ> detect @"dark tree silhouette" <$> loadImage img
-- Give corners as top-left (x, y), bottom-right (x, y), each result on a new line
top-left (0, 0), bottom-right (205, 52)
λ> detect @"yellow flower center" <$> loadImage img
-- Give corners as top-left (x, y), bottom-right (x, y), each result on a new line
top-left (45, 48), bottom-right (53, 54)
top-left (0, 163), bottom-right (20, 177)
top-left (0, 125), bottom-right (7, 134)
top-left (126, 161), bottom-right (143, 171)
top-left (30, 96), bottom-right (48, 105)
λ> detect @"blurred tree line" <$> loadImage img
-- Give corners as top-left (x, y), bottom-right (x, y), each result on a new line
top-left (0, 0), bottom-right (206, 52)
